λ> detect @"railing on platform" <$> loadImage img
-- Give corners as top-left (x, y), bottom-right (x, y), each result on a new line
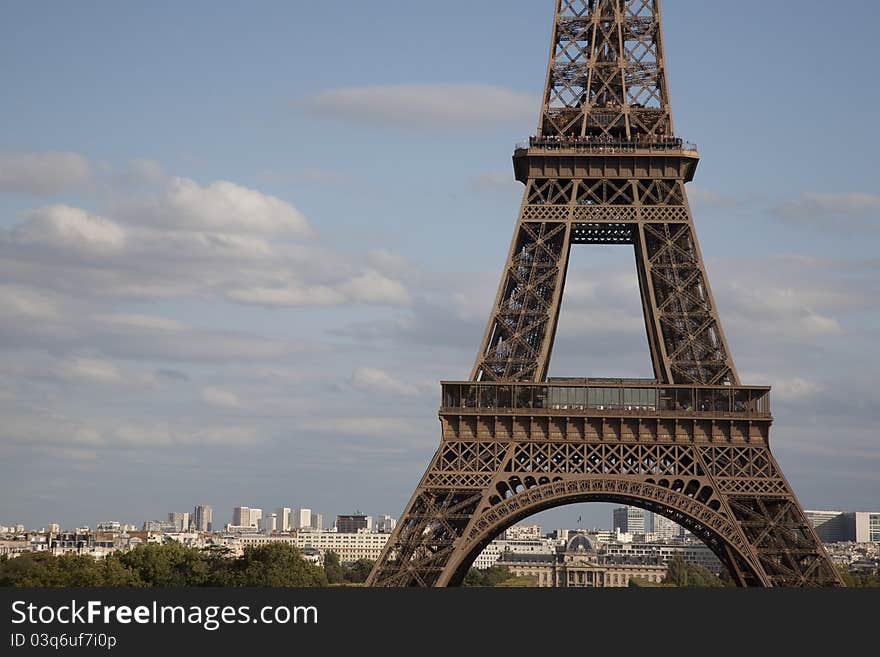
top-left (515, 135), bottom-right (697, 154)
top-left (440, 381), bottom-right (770, 417)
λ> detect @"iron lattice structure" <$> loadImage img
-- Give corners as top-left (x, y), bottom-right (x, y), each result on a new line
top-left (367, 0), bottom-right (842, 587)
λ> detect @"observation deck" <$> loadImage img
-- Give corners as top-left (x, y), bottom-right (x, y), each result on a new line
top-left (513, 135), bottom-right (700, 184)
top-left (439, 380), bottom-right (772, 445)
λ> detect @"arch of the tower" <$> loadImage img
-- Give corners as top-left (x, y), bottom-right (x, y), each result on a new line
top-left (441, 477), bottom-right (766, 587)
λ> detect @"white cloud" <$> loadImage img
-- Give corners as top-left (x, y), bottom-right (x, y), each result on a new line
top-left (720, 280), bottom-right (844, 338)
top-left (200, 386), bottom-right (243, 409)
top-left (301, 416), bottom-right (421, 437)
top-left (115, 424), bottom-right (174, 447)
top-left (113, 423), bottom-right (263, 448)
top-left (16, 205), bottom-right (125, 252)
top-left (92, 314), bottom-right (304, 363)
top-left (742, 373), bottom-right (826, 402)
top-left (366, 250), bottom-right (422, 281)
top-left (0, 151), bottom-right (90, 195)
top-left (351, 367), bottom-right (419, 397)
top-left (179, 426), bottom-right (263, 447)
top-left (115, 177), bottom-right (316, 237)
top-left (1, 196), bottom-right (410, 311)
top-left (227, 269), bottom-right (409, 308)
top-left (62, 357), bottom-right (122, 383)
top-left (301, 83), bottom-right (536, 127)
top-left (771, 378), bottom-right (827, 401)
top-left (98, 314), bottom-right (186, 332)
top-left (339, 269), bottom-right (410, 305)
top-left (686, 185), bottom-right (738, 208)
top-left (774, 192), bottom-right (880, 221)
top-left (226, 283), bottom-right (345, 307)
top-left (0, 285), bottom-right (60, 320)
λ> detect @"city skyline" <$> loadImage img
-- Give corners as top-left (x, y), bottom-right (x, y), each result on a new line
top-left (1, 0), bottom-right (878, 532)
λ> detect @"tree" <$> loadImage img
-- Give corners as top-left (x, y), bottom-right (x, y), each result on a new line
top-left (344, 559), bottom-right (374, 584)
top-left (463, 568), bottom-right (486, 587)
top-left (483, 565), bottom-right (515, 587)
top-left (112, 542), bottom-right (209, 587)
top-left (462, 565), bottom-right (522, 587)
top-left (662, 555), bottom-right (725, 587)
top-left (836, 564), bottom-right (880, 588)
top-left (100, 557), bottom-right (142, 587)
top-left (664, 555), bottom-right (690, 586)
top-left (0, 552), bottom-right (105, 587)
top-left (221, 543), bottom-right (327, 587)
top-left (323, 551), bottom-right (345, 585)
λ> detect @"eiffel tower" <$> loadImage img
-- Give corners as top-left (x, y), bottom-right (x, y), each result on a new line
top-left (367, 0), bottom-right (842, 587)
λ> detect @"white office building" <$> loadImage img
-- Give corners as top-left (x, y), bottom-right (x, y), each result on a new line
top-left (167, 512), bottom-right (190, 532)
top-left (612, 506), bottom-right (646, 535)
top-left (855, 512), bottom-right (880, 543)
top-left (276, 508), bottom-right (292, 532)
top-left (232, 507), bottom-right (250, 527)
top-left (375, 515), bottom-right (397, 533)
top-left (295, 508), bottom-right (312, 530)
top-left (652, 514), bottom-right (682, 541)
top-left (193, 505), bottom-right (212, 532)
top-left (235, 531), bottom-right (390, 564)
top-left (310, 513), bottom-right (323, 530)
top-left (602, 541), bottom-right (724, 574)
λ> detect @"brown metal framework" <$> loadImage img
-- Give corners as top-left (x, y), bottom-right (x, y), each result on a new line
top-left (367, 0), bottom-right (842, 587)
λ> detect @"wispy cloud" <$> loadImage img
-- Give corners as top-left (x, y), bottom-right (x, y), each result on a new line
top-left (470, 170), bottom-right (521, 193)
top-left (351, 367), bottom-right (419, 397)
top-left (772, 192), bottom-right (880, 229)
top-left (300, 83), bottom-right (536, 128)
top-left (0, 151), bottom-right (90, 196)
top-left (686, 185), bottom-right (738, 208)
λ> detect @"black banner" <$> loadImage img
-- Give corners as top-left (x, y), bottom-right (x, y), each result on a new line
top-left (1, 588), bottom-right (874, 653)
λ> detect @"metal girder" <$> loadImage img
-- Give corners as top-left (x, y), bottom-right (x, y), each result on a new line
top-left (367, 0), bottom-right (841, 588)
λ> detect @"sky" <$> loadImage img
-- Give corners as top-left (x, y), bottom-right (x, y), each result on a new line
top-left (0, 0), bottom-right (878, 532)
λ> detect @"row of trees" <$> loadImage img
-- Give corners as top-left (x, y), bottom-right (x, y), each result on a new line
top-left (836, 565), bottom-right (880, 588)
top-left (0, 544), bottom-right (371, 588)
top-left (4, 547), bottom-right (876, 587)
top-left (464, 565), bottom-right (537, 587)
top-left (629, 555), bottom-right (730, 587)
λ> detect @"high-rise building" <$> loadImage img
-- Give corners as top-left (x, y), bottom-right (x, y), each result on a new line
top-left (295, 508), bottom-right (312, 530)
top-left (167, 512), bottom-right (190, 532)
top-left (375, 514), bottom-right (396, 533)
top-left (504, 524), bottom-right (542, 540)
top-left (310, 513), bottom-right (323, 530)
top-left (233, 506), bottom-right (250, 527)
top-left (336, 513), bottom-right (372, 533)
top-left (276, 507), bottom-right (292, 532)
top-left (48, 523), bottom-right (61, 534)
top-left (805, 510), bottom-right (852, 542)
top-left (193, 505), bottom-right (213, 532)
top-left (249, 508), bottom-right (263, 527)
top-left (805, 510), bottom-right (880, 543)
top-left (855, 512), bottom-right (880, 543)
top-left (262, 514), bottom-right (277, 533)
top-left (652, 514), bottom-right (681, 541)
top-left (612, 507), bottom-right (645, 535)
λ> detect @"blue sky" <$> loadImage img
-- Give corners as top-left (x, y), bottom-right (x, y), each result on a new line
top-left (0, 0), bottom-right (878, 532)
